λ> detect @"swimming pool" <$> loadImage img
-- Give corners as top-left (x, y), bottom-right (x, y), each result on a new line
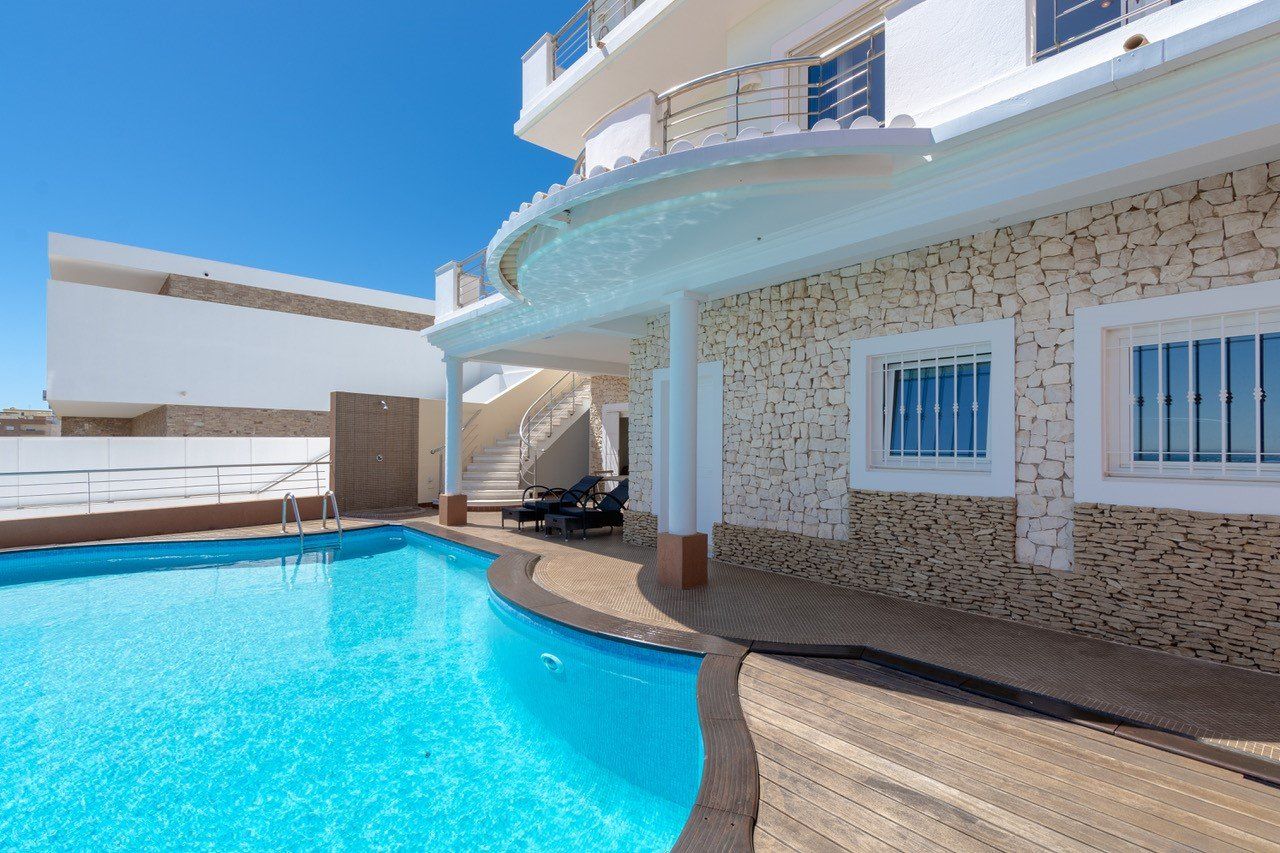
top-left (0, 527), bottom-right (703, 850)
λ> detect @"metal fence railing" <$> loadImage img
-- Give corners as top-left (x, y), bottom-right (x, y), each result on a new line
top-left (0, 457), bottom-right (331, 514)
top-left (456, 249), bottom-right (498, 309)
top-left (1033, 0), bottom-right (1180, 61)
top-left (551, 0), bottom-right (646, 77)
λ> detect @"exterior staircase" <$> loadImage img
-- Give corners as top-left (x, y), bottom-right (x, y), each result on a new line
top-left (459, 378), bottom-right (591, 507)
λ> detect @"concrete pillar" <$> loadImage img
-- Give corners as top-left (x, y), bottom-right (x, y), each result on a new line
top-left (658, 292), bottom-right (707, 588)
top-left (440, 355), bottom-right (468, 526)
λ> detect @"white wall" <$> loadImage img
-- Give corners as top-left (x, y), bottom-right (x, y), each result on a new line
top-left (0, 436), bottom-right (330, 510)
top-left (46, 280), bottom-right (500, 416)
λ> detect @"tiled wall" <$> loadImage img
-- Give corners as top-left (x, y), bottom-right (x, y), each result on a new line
top-left (330, 392), bottom-right (419, 512)
top-left (161, 274), bottom-right (435, 331)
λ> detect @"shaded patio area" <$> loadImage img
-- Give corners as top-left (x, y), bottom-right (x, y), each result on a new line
top-left (424, 513), bottom-right (1280, 769)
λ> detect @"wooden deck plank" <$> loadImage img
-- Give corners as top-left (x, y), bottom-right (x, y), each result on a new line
top-left (743, 672), bottom-right (1260, 852)
top-left (743, 661), bottom-right (1279, 851)
top-left (787, 656), bottom-right (1280, 817)
top-left (745, 692), bottom-right (1174, 852)
top-left (757, 776), bottom-right (898, 851)
top-left (742, 655), bottom-right (1280, 852)
top-left (764, 656), bottom-right (1280, 838)
top-left (754, 732), bottom-right (1036, 852)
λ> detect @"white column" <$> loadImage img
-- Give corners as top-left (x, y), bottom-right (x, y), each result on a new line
top-left (444, 356), bottom-right (463, 495)
top-left (666, 293), bottom-right (699, 537)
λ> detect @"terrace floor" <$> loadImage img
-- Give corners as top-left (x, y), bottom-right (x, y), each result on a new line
top-left (42, 510), bottom-right (1280, 849)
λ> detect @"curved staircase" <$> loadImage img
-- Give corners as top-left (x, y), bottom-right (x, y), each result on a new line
top-left (459, 376), bottom-right (591, 507)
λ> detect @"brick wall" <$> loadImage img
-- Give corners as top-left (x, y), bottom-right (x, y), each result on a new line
top-left (63, 406), bottom-right (328, 437)
top-left (330, 392), bottom-right (419, 512)
top-left (627, 157), bottom-right (1280, 672)
top-left (161, 274), bottom-right (435, 331)
top-left (60, 417), bottom-right (132, 437)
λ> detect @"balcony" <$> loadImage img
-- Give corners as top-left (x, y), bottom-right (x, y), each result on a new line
top-left (549, 0), bottom-right (648, 80)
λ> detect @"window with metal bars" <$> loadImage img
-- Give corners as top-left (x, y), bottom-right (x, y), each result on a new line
top-left (1034, 0), bottom-right (1181, 61)
top-left (874, 346), bottom-right (993, 470)
top-left (806, 26), bottom-right (885, 128)
top-left (1107, 311), bottom-right (1280, 478)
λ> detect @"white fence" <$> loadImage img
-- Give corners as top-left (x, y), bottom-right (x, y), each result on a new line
top-left (0, 437), bottom-right (330, 515)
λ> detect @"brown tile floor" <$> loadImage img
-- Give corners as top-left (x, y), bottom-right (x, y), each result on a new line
top-left (417, 513), bottom-right (1280, 766)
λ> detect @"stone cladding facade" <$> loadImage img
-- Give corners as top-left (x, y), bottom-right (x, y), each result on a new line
top-left (587, 375), bottom-right (629, 474)
top-left (627, 158), bottom-right (1280, 672)
top-left (161, 275), bottom-right (435, 331)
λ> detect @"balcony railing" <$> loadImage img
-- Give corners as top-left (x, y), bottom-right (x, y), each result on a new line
top-left (552, 0), bottom-right (646, 78)
top-left (457, 249), bottom-right (498, 309)
top-left (658, 38), bottom-right (885, 150)
top-left (1034, 0), bottom-right (1181, 61)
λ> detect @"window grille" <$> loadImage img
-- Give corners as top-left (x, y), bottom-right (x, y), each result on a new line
top-left (1034, 0), bottom-right (1181, 61)
top-left (1104, 309), bottom-right (1280, 480)
top-left (872, 345), bottom-right (993, 471)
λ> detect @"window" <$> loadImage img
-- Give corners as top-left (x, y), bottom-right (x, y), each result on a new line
top-left (1076, 281), bottom-right (1280, 515)
top-left (806, 25), bottom-right (885, 127)
top-left (850, 319), bottom-right (1015, 498)
top-left (876, 346), bottom-right (992, 470)
top-left (1034, 0), bottom-right (1181, 60)
top-left (1105, 310), bottom-right (1280, 479)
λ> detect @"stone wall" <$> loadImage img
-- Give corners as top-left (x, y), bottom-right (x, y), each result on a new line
top-left (60, 416), bottom-right (132, 437)
top-left (62, 406), bottom-right (328, 437)
top-left (161, 275), bottom-right (435, 331)
top-left (623, 510), bottom-right (658, 548)
top-left (588, 375), bottom-right (629, 474)
top-left (628, 157), bottom-right (1280, 671)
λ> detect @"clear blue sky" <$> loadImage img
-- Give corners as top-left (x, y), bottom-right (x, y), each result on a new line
top-left (0, 1), bottom-right (581, 409)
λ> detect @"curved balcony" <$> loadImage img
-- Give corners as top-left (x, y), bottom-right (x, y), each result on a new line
top-left (486, 54), bottom-right (930, 307)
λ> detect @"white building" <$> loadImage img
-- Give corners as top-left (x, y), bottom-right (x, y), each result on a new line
top-left (46, 233), bottom-right (503, 437)
top-left (429, 0), bottom-right (1280, 673)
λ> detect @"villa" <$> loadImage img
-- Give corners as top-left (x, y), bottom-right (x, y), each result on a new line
top-left (3, 0), bottom-right (1280, 850)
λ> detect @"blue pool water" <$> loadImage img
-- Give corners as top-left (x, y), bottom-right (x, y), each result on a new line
top-left (0, 527), bottom-right (703, 850)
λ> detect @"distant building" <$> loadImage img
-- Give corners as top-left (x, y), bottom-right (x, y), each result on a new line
top-left (0, 408), bottom-right (59, 437)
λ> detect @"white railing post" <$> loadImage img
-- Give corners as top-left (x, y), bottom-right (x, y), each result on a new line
top-left (216, 467), bottom-right (223, 504)
top-left (85, 470), bottom-right (93, 514)
top-left (435, 261), bottom-right (462, 315)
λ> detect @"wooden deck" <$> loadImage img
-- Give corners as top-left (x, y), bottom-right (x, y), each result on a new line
top-left (743, 654), bottom-right (1280, 852)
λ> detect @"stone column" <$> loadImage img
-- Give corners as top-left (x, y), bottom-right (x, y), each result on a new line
top-left (440, 355), bottom-right (468, 526)
top-left (658, 292), bottom-right (707, 588)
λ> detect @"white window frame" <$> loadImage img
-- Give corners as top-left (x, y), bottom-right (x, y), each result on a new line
top-left (1076, 278), bottom-right (1280, 514)
top-left (850, 319), bottom-right (1015, 497)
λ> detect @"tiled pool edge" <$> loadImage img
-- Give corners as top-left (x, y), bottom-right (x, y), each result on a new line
top-left (411, 523), bottom-right (758, 853)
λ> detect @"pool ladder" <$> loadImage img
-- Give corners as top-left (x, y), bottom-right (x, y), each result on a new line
top-left (280, 491), bottom-right (342, 544)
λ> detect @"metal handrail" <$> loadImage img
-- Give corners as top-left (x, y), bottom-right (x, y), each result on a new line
top-left (255, 451), bottom-right (331, 495)
top-left (655, 34), bottom-right (884, 150)
top-left (1034, 0), bottom-right (1178, 61)
top-left (430, 409), bottom-right (484, 497)
top-left (0, 459), bottom-right (331, 514)
top-left (456, 248), bottom-right (498, 309)
top-left (321, 490), bottom-right (342, 540)
top-left (518, 373), bottom-right (588, 488)
top-left (551, 0), bottom-right (645, 77)
top-left (281, 492), bottom-right (303, 543)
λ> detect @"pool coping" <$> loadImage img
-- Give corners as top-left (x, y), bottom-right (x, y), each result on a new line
top-left (412, 523), bottom-right (759, 853)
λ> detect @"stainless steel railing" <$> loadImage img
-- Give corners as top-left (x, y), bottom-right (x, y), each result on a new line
top-left (1034, 0), bottom-right (1179, 61)
top-left (0, 459), bottom-right (332, 515)
top-left (551, 0), bottom-right (646, 77)
top-left (518, 373), bottom-right (588, 488)
top-left (456, 249), bottom-right (498, 309)
top-left (430, 409), bottom-right (484, 496)
top-left (657, 37), bottom-right (885, 149)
